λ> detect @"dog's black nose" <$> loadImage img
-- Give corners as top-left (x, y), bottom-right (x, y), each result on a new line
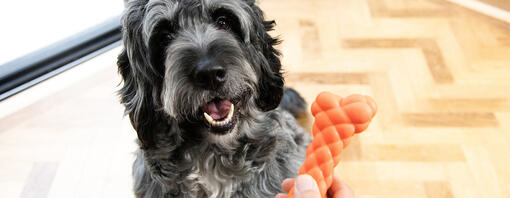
top-left (193, 60), bottom-right (227, 89)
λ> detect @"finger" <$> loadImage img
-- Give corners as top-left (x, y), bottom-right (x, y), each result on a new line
top-left (327, 176), bottom-right (343, 196)
top-left (275, 193), bottom-right (288, 198)
top-left (328, 176), bottom-right (355, 198)
top-left (295, 175), bottom-right (321, 198)
top-left (334, 182), bottom-right (354, 198)
top-left (300, 190), bottom-right (321, 198)
top-left (282, 178), bottom-right (295, 192)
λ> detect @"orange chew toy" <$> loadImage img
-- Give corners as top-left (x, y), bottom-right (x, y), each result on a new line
top-left (288, 92), bottom-right (377, 198)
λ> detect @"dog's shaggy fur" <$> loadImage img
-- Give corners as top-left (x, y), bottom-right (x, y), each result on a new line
top-left (117, 0), bottom-right (311, 197)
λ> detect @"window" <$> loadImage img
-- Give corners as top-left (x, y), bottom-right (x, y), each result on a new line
top-left (0, 0), bottom-right (124, 100)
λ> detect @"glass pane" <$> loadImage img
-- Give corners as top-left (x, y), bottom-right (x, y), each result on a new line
top-left (0, 0), bottom-right (124, 65)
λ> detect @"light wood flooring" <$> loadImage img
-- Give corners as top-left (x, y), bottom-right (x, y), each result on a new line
top-left (1, 0), bottom-right (510, 197)
top-left (478, 0), bottom-right (510, 12)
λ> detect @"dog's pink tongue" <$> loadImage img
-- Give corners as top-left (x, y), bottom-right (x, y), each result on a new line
top-left (202, 100), bottom-right (232, 120)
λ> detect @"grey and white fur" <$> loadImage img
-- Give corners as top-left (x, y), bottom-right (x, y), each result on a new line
top-left (117, 0), bottom-right (311, 197)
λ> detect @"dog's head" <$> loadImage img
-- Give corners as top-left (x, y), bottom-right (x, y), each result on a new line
top-left (118, 0), bottom-right (283, 147)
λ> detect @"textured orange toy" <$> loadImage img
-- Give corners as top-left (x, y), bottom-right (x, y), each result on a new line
top-left (288, 92), bottom-right (377, 198)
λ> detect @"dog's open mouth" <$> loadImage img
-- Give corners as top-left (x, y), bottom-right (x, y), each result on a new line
top-left (202, 98), bottom-right (235, 134)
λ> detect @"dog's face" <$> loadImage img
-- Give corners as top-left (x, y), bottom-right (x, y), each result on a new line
top-left (118, 0), bottom-right (284, 147)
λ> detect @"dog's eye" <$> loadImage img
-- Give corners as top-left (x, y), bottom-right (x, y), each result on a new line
top-left (212, 9), bottom-right (242, 38)
top-left (216, 16), bottom-right (230, 30)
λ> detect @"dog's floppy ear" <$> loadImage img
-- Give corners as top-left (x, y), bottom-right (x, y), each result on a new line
top-left (251, 7), bottom-right (284, 111)
top-left (118, 49), bottom-right (158, 148)
top-left (118, 1), bottom-right (172, 149)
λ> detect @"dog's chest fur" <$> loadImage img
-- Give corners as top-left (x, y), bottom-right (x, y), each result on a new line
top-left (186, 153), bottom-right (244, 198)
top-left (183, 140), bottom-right (274, 197)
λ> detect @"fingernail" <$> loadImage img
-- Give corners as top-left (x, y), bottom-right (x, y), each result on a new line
top-left (295, 175), bottom-right (319, 193)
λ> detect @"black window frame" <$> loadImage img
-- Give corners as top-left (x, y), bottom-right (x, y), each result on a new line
top-left (0, 15), bottom-right (122, 101)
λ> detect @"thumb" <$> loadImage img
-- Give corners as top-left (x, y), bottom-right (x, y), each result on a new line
top-left (294, 175), bottom-right (321, 198)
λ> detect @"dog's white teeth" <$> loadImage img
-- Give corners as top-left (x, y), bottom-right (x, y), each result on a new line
top-left (204, 104), bottom-right (235, 127)
top-left (227, 103), bottom-right (234, 119)
top-left (204, 112), bottom-right (214, 123)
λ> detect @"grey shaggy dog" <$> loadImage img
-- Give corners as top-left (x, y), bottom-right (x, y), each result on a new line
top-left (117, 0), bottom-right (311, 197)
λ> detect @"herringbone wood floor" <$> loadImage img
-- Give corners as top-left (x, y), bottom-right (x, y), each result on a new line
top-left (1, 0), bottom-right (510, 197)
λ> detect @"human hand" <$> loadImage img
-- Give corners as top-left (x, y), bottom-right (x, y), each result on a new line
top-left (275, 175), bottom-right (354, 198)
